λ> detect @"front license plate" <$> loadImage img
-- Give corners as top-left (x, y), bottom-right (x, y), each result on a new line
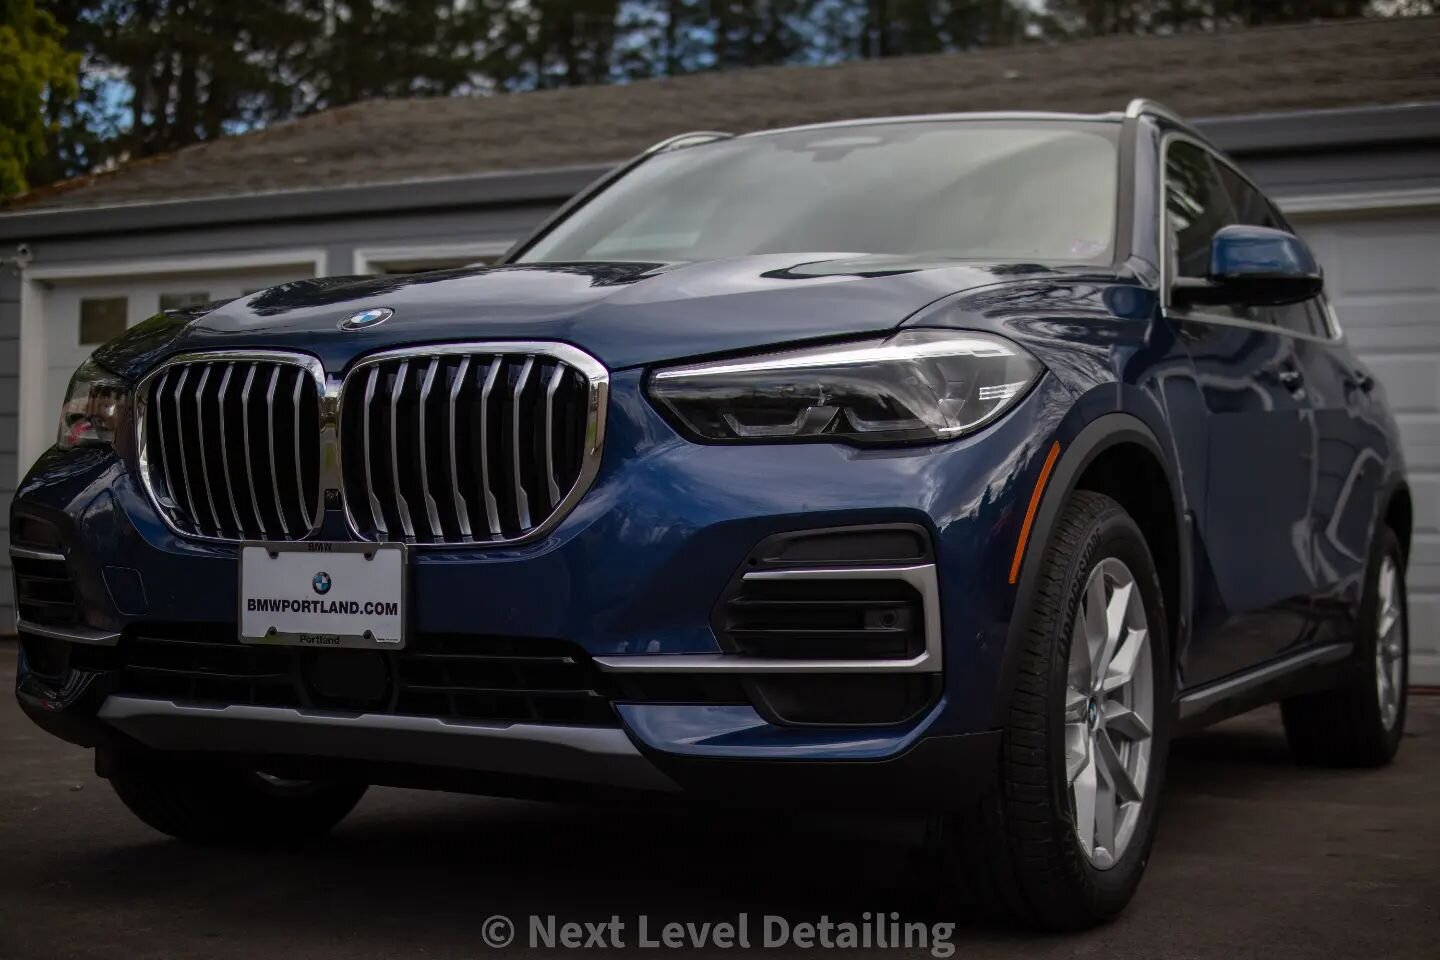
top-left (239, 542), bottom-right (405, 649)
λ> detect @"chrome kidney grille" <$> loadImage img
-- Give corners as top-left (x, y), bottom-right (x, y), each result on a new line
top-left (339, 344), bottom-right (607, 545)
top-left (138, 354), bottom-right (323, 541)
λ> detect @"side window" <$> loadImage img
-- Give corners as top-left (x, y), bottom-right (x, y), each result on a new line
top-left (1164, 140), bottom-right (1236, 281)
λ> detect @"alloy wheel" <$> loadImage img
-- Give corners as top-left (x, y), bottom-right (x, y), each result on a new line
top-left (1064, 557), bottom-right (1154, 870)
top-left (1375, 555), bottom-right (1406, 730)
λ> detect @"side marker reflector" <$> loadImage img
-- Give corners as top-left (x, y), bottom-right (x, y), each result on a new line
top-left (1009, 440), bottom-right (1062, 585)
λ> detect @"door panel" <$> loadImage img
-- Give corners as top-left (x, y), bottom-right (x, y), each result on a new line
top-left (1176, 316), bottom-right (1318, 686)
top-left (1295, 331), bottom-right (1392, 649)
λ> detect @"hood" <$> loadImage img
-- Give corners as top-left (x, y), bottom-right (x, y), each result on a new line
top-left (95, 254), bottom-right (1097, 380)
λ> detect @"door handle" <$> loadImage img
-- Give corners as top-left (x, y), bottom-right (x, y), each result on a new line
top-left (1277, 368), bottom-right (1305, 392)
top-left (1345, 370), bottom-right (1375, 393)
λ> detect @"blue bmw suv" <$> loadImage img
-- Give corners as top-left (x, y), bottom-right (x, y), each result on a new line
top-left (13, 100), bottom-right (1411, 929)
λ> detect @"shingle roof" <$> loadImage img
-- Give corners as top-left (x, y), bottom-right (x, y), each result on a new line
top-left (12, 16), bottom-right (1440, 212)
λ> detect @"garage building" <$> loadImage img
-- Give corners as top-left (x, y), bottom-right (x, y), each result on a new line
top-left (1, 17), bottom-right (1438, 682)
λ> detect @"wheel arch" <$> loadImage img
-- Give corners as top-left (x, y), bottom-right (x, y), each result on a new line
top-left (992, 413), bottom-right (1191, 727)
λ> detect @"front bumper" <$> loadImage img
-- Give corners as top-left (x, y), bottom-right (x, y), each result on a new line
top-left (12, 370), bottom-right (1068, 809)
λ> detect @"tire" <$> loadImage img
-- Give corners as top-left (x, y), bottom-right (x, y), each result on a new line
top-left (108, 754), bottom-right (368, 845)
top-left (1281, 525), bottom-right (1408, 767)
top-left (931, 490), bottom-right (1172, 930)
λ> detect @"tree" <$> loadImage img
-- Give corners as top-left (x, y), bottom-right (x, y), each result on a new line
top-left (0, 0), bottom-right (80, 196)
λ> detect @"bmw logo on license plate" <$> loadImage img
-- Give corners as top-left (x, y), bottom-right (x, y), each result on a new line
top-left (313, 571), bottom-right (332, 595)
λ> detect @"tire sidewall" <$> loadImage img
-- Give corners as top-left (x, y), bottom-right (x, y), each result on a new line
top-left (1046, 502), bottom-right (1172, 913)
top-left (1359, 527), bottom-right (1409, 756)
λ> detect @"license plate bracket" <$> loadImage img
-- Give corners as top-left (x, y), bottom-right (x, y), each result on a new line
top-left (238, 541), bottom-right (405, 649)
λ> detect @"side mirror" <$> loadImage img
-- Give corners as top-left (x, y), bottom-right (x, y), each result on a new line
top-left (1172, 225), bottom-right (1323, 308)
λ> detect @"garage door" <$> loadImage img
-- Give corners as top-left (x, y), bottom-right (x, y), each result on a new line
top-left (1300, 211), bottom-right (1440, 687)
top-left (42, 266), bottom-right (309, 447)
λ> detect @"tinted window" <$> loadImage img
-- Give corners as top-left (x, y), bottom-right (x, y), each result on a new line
top-left (1164, 140), bottom-right (1235, 280)
top-left (519, 121), bottom-right (1119, 265)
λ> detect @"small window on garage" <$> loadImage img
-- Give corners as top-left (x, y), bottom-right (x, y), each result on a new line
top-left (78, 297), bottom-right (128, 345)
top-left (159, 291), bottom-right (210, 311)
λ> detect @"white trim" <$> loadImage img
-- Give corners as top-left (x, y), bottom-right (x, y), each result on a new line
top-left (23, 247), bottom-right (326, 282)
top-left (1277, 187), bottom-right (1440, 218)
top-left (16, 247), bottom-right (327, 481)
top-left (352, 240), bottom-right (513, 275)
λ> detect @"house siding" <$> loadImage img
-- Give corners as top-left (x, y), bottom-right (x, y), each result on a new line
top-left (0, 272), bottom-right (20, 629)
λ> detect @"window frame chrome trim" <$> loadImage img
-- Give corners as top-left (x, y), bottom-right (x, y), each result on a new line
top-left (135, 349), bottom-right (327, 544)
top-left (1157, 130), bottom-right (1342, 344)
top-left (337, 341), bottom-right (610, 548)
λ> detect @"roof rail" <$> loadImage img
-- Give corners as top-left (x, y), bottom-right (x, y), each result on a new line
top-left (1124, 98), bottom-right (1185, 124)
top-left (644, 131), bottom-right (734, 155)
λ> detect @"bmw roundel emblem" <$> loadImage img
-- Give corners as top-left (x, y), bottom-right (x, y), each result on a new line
top-left (339, 307), bottom-right (393, 331)
top-left (312, 571), bottom-right (332, 595)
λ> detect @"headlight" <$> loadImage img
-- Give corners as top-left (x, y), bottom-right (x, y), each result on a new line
top-left (57, 358), bottom-right (130, 450)
top-left (648, 330), bottom-right (1042, 445)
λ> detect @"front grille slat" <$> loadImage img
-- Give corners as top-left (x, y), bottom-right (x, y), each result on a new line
top-left (478, 357), bottom-right (503, 536)
top-left (510, 356), bottom-right (535, 529)
top-left (170, 368), bottom-right (202, 528)
top-left (264, 366), bottom-right (290, 537)
top-left (417, 358), bottom-right (444, 536)
top-left (215, 364), bottom-right (247, 534)
top-left (389, 360), bottom-right (417, 538)
top-left (239, 364), bottom-right (270, 538)
top-left (341, 345), bottom-right (604, 546)
top-left (193, 365), bottom-right (224, 535)
top-left (449, 356), bottom-right (474, 539)
top-left (141, 354), bottom-right (321, 541)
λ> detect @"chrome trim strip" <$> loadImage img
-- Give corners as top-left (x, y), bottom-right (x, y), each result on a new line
top-left (337, 342), bottom-right (609, 548)
top-left (362, 366), bottom-right (387, 535)
top-left (479, 357), bottom-right (502, 535)
top-left (215, 364), bottom-right (246, 534)
top-left (389, 360), bottom-right (416, 538)
top-left (98, 697), bottom-right (679, 793)
top-left (9, 546), bottom-right (64, 562)
top-left (264, 365), bottom-right (289, 537)
top-left (417, 357), bottom-right (443, 536)
top-left (595, 564), bottom-right (943, 675)
top-left (1178, 643), bottom-right (1352, 720)
top-left (16, 619), bottom-right (120, 646)
top-left (291, 368), bottom-right (308, 528)
top-left (544, 363), bottom-right (565, 506)
top-left (151, 368), bottom-right (178, 510)
top-left (512, 355), bottom-right (534, 529)
top-left (193, 364), bottom-right (222, 534)
top-left (448, 355), bottom-right (473, 539)
top-left (135, 350), bottom-right (325, 544)
top-left (169, 367), bottom-right (200, 526)
top-left (239, 364), bottom-right (268, 538)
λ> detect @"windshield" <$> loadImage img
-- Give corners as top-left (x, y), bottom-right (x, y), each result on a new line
top-left (517, 120), bottom-right (1120, 266)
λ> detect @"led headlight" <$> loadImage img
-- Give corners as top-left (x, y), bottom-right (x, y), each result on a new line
top-left (649, 329), bottom-right (1042, 445)
top-left (57, 358), bottom-right (130, 449)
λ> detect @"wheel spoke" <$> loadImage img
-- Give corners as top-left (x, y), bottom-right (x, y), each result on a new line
top-left (1065, 722), bottom-right (1091, 782)
top-left (1102, 701), bottom-right (1152, 742)
top-left (1065, 686), bottom-right (1089, 722)
top-left (1072, 748), bottom-right (1098, 855)
top-left (1096, 729), bottom-right (1142, 804)
top-left (1092, 773), bottom-right (1117, 868)
top-left (1084, 572), bottom-right (1109, 681)
top-left (1102, 627), bottom-right (1146, 693)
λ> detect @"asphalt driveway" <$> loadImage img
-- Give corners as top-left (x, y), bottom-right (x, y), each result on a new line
top-left (1, 641), bottom-right (1436, 959)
